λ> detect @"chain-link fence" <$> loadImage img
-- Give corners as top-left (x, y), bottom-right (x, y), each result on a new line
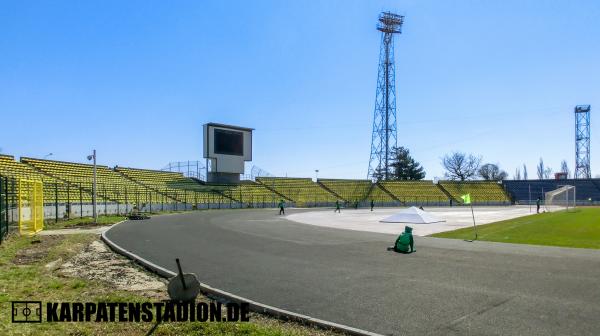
top-left (0, 175), bottom-right (19, 243)
top-left (0, 176), bottom-right (8, 244)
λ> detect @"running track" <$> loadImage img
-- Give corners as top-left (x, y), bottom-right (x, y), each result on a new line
top-left (105, 209), bottom-right (600, 336)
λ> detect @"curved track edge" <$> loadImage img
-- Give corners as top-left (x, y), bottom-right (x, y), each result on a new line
top-left (101, 220), bottom-right (383, 336)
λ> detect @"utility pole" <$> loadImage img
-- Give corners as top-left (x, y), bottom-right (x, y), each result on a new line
top-left (87, 150), bottom-right (97, 223)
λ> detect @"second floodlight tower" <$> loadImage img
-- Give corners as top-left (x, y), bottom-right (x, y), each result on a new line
top-left (575, 105), bottom-right (591, 179)
top-left (368, 12), bottom-right (404, 181)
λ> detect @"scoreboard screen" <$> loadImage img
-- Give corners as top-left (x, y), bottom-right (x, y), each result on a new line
top-left (214, 129), bottom-right (244, 156)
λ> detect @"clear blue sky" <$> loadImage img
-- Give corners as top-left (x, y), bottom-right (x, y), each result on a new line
top-left (1, 0), bottom-right (599, 180)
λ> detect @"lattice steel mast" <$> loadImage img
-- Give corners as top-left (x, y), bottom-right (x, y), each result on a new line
top-left (368, 12), bottom-right (404, 181)
top-left (575, 105), bottom-right (591, 178)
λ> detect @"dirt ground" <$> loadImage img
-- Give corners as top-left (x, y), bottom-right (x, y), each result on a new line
top-left (57, 239), bottom-right (167, 298)
top-left (13, 235), bottom-right (65, 265)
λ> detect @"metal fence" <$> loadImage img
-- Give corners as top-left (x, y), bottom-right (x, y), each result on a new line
top-left (0, 174), bottom-right (518, 242)
top-left (0, 176), bottom-right (10, 244)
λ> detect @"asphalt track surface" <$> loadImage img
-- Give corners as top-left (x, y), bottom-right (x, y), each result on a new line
top-left (105, 209), bottom-right (600, 336)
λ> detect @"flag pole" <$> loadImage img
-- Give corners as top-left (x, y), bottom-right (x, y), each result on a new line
top-left (470, 202), bottom-right (477, 241)
top-left (462, 193), bottom-right (477, 242)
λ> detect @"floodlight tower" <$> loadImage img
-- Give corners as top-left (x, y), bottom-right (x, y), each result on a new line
top-left (368, 12), bottom-right (404, 181)
top-left (575, 105), bottom-right (591, 179)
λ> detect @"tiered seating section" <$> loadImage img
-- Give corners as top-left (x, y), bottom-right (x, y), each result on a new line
top-left (317, 179), bottom-right (373, 203)
top-left (23, 157), bottom-right (162, 204)
top-left (218, 181), bottom-right (283, 205)
top-left (366, 184), bottom-right (396, 203)
top-left (438, 181), bottom-right (510, 204)
top-left (115, 167), bottom-right (225, 204)
top-left (0, 155), bottom-right (92, 203)
top-left (379, 180), bottom-right (448, 204)
top-left (256, 177), bottom-right (336, 206)
top-left (7, 153), bottom-right (600, 209)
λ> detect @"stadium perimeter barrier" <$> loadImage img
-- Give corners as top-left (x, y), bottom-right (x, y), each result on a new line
top-left (38, 181), bottom-right (294, 223)
top-left (502, 179), bottom-right (600, 206)
top-left (0, 179), bottom-right (293, 230)
top-left (0, 175), bottom-right (12, 244)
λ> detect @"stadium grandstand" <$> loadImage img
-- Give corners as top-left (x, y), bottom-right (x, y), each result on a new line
top-left (438, 180), bottom-right (511, 205)
top-left (317, 179), bottom-right (373, 205)
top-left (114, 166), bottom-right (225, 205)
top-left (7, 153), bottom-right (600, 223)
top-left (218, 181), bottom-right (284, 207)
top-left (367, 183), bottom-right (398, 206)
top-left (22, 157), bottom-right (163, 205)
top-left (0, 154), bottom-right (94, 204)
top-left (378, 180), bottom-right (450, 205)
top-left (256, 177), bottom-right (336, 207)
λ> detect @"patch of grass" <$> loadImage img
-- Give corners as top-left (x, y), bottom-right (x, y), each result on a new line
top-left (44, 215), bottom-right (127, 229)
top-left (43, 209), bottom-right (201, 230)
top-left (0, 234), bottom-right (341, 336)
top-left (431, 207), bottom-right (600, 249)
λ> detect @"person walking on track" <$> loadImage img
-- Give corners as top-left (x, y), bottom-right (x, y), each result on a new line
top-left (335, 200), bottom-right (341, 213)
top-left (370, 199), bottom-right (375, 211)
top-left (278, 199), bottom-right (285, 215)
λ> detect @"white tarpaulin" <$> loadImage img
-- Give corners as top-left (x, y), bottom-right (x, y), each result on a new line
top-left (380, 206), bottom-right (445, 224)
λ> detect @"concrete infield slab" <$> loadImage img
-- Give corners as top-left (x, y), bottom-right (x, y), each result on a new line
top-left (286, 206), bottom-right (537, 236)
top-left (105, 209), bottom-right (600, 336)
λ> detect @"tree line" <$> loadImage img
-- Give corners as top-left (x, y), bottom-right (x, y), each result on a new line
top-left (376, 147), bottom-right (571, 181)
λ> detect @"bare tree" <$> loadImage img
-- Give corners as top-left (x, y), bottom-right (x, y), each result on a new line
top-left (479, 163), bottom-right (508, 181)
top-left (442, 152), bottom-right (481, 181)
top-left (523, 164), bottom-right (528, 180)
top-left (537, 158), bottom-right (545, 179)
top-left (544, 166), bottom-right (553, 179)
top-left (560, 160), bottom-right (570, 178)
top-left (514, 167), bottom-right (521, 180)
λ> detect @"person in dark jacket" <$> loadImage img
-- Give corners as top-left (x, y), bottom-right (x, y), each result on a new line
top-left (370, 199), bottom-right (375, 211)
top-left (334, 200), bottom-right (341, 213)
top-left (278, 200), bottom-right (285, 215)
top-left (536, 197), bottom-right (541, 214)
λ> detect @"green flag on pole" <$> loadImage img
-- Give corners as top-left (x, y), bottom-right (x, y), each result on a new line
top-left (461, 193), bottom-right (471, 204)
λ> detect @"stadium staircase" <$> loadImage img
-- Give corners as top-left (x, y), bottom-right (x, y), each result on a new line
top-left (24, 160), bottom-right (106, 202)
top-left (22, 158), bottom-right (164, 204)
top-left (189, 177), bottom-right (205, 185)
top-left (375, 182), bottom-right (400, 202)
top-left (367, 183), bottom-right (397, 204)
top-left (317, 179), bottom-right (375, 206)
top-left (253, 179), bottom-right (294, 203)
top-left (216, 181), bottom-right (285, 205)
top-left (316, 180), bottom-right (346, 202)
top-left (115, 167), bottom-right (227, 205)
top-left (113, 169), bottom-right (179, 203)
top-left (437, 184), bottom-right (457, 203)
top-left (21, 157), bottom-right (112, 202)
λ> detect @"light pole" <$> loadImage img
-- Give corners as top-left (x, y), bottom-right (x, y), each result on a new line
top-left (315, 169), bottom-right (319, 182)
top-left (87, 150), bottom-right (97, 223)
top-left (44, 153), bottom-right (53, 159)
